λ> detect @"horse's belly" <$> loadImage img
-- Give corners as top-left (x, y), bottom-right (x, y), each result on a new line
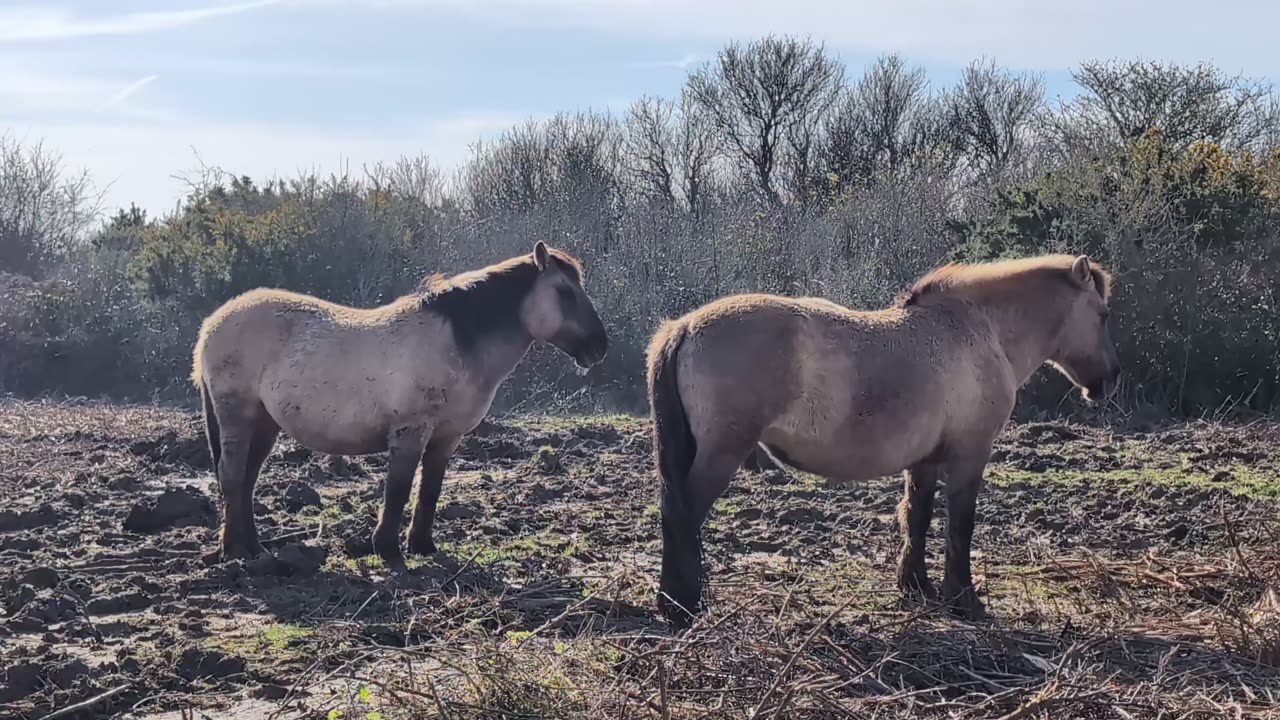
top-left (760, 436), bottom-right (905, 482)
top-left (265, 390), bottom-right (390, 456)
top-left (286, 421), bottom-right (388, 456)
top-left (762, 415), bottom-right (934, 482)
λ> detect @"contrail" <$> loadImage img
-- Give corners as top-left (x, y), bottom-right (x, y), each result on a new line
top-left (100, 75), bottom-right (159, 111)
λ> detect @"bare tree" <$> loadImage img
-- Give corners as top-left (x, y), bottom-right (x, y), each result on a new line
top-left (945, 59), bottom-right (1044, 178)
top-left (821, 55), bottom-right (953, 196)
top-left (461, 120), bottom-right (552, 217)
top-left (0, 135), bottom-right (99, 278)
top-left (675, 89), bottom-right (718, 215)
top-left (685, 34), bottom-right (844, 204)
top-left (622, 92), bottom-right (719, 214)
top-left (378, 155), bottom-right (447, 207)
top-left (623, 96), bottom-right (678, 205)
top-left (1052, 60), bottom-right (1277, 151)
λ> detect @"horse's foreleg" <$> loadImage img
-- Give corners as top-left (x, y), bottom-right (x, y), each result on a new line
top-left (941, 461), bottom-right (986, 619)
top-left (373, 425), bottom-right (429, 571)
top-left (407, 434), bottom-right (462, 556)
top-left (896, 463), bottom-right (939, 600)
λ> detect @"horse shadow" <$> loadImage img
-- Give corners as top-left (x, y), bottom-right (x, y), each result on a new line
top-left (214, 542), bottom-right (657, 645)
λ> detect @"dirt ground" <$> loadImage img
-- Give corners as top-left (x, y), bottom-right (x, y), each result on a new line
top-left (1, 399), bottom-right (1279, 719)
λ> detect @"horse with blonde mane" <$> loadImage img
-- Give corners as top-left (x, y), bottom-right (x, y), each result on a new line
top-left (193, 242), bottom-right (608, 570)
top-left (648, 254), bottom-right (1119, 626)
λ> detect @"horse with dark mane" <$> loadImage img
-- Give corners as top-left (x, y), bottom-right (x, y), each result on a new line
top-left (648, 254), bottom-right (1119, 626)
top-left (193, 242), bottom-right (608, 569)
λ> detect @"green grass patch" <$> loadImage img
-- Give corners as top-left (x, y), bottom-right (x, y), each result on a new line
top-left (506, 413), bottom-right (644, 433)
top-left (985, 564), bottom-right (1069, 605)
top-left (323, 554), bottom-right (389, 574)
top-left (261, 623), bottom-right (312, 651)
top-left (987, 462), bottom-right (1280, 498)
top-left (213, 623), bottom-right (313, 656)
top-left (442, 530), bottom-right (592, 566)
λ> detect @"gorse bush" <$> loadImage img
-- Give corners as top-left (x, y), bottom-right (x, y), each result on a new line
top-left (3, 38), bottom-right (1280, 418)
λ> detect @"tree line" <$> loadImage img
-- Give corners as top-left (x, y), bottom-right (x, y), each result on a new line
top-left (3, 36), bottom-right (1280, 419)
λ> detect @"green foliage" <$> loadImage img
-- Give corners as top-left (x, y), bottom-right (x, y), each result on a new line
top-left (952, 127), bottom-right (1280, 413)
top-left (128, 176), bottom-right (432, 315)
top-left (1126, 132), bottom-right (1273, 249)
top-left (948, 184), bottom-right (1076, 262)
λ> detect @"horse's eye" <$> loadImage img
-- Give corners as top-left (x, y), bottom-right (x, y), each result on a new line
top-left (557, 286), bottom-right (576, 306)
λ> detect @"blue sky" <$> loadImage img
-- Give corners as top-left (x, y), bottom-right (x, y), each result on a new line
top-left (3, 0), bottom-right (1279, 216)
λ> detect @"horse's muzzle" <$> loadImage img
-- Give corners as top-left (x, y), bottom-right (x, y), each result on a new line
top-left (573, 334), bottom-right (609, 369)
top-left (1085, 366), bottom-right (1121, 402)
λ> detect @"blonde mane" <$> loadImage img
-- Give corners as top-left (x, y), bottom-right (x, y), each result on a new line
top-left (897, 254), bottom-right (1112, 308)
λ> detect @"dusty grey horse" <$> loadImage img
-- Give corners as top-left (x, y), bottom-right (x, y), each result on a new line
top-left (192, 242), bottom-right (608, 569)
top-left (648, 254), bottom-right (1119, 626)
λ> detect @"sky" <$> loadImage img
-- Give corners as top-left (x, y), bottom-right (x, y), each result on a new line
top-left (3, 0), bottom-right (1280, 217)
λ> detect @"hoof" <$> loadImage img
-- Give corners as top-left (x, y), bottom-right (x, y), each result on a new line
top-left (897, 569), bottom-right (937, 601)
top-left (372, 528), bottom-right (406, 572)
top-left (943, 585), bottom-right (987, 620)
top-left (406, 534), bottom-right (437, 557)
top-left (205, 540), bottom-right (266, 565)
top-left (657, 592), bottom-right (698, 630)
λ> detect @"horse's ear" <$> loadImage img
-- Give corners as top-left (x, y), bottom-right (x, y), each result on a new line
top-left (533, 241), bottom-right (549, 271)
top-left (1071, 255), bottom-right (1092, 285)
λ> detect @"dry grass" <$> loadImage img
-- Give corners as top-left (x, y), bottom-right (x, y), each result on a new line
top-left (271, 547), bottom-right (1280, 719)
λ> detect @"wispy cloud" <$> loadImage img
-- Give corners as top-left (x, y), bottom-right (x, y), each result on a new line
top-left (628, 53), bottom-right (699, 70)
top-left (314, 0), bottom-right (1280, 75)
top-left (0, 1), bottom-right (279, 43)
top-left (99, 75), bottom-right (159, 112)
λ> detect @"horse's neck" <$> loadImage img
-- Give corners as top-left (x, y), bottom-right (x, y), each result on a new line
top-left (974, 296), bottom-right (1066, 385)
top-left (472, 334), bottom-right (536, 390)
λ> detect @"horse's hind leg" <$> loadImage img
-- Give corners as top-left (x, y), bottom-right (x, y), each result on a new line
top-left (210, 399), bottom-right (274, 561)
top-left (896, 463), bottom-right (939, 600)
top-left (659, 434), bottom-right (755, 625)
top-left (373, 425), bottom-right (429, 571)
top-left (941, 458), bottom-right (987, 619)
top-left (240, 410), bottom-right (280, 553)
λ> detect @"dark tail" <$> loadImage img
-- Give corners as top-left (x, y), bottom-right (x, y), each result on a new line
top-left (647, 321), bottom-right (700, 626)
top-left (200, 379), bottom-right (221, 473)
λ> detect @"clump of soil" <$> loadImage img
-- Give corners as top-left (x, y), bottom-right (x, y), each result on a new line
top-left (123, 487), bottom-right (216, 533)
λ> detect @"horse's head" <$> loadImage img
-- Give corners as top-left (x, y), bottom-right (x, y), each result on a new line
top-left (522, 241), bottom-right (609, 369)
top-left (1048, 255), bottom-right (1120, 402)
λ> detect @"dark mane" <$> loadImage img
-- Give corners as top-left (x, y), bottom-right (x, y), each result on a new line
top-left (895, 255), bottom-right (1112, 308)
top-left (418, 248), bottom-right (584, 355)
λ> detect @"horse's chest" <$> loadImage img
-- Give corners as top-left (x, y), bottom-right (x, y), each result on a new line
top-left (425, 382), bottom-right (498, 437)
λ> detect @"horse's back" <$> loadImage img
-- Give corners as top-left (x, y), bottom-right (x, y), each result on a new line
top-left (669, 293), bottom-right (1011, 479)
top-left (671, 294), bottom-right (848, 445)
top-left (193, 289), bottom-right (326, 385)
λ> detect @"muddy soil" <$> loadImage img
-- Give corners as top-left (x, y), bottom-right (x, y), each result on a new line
top-left (1, 401), bottom-right (1278, 718)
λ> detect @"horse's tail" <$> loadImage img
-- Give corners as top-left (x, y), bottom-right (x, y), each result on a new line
top-left (190, 321), bottom-right (208, 388)
top-left (647, 320), bottom-right (700, 624)
top-left (649, 321), bottom-right (695, 515)
top-left (191, 323), bottom-right (220, 470)
top-left (199, 376), bottom-right (222, 472)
